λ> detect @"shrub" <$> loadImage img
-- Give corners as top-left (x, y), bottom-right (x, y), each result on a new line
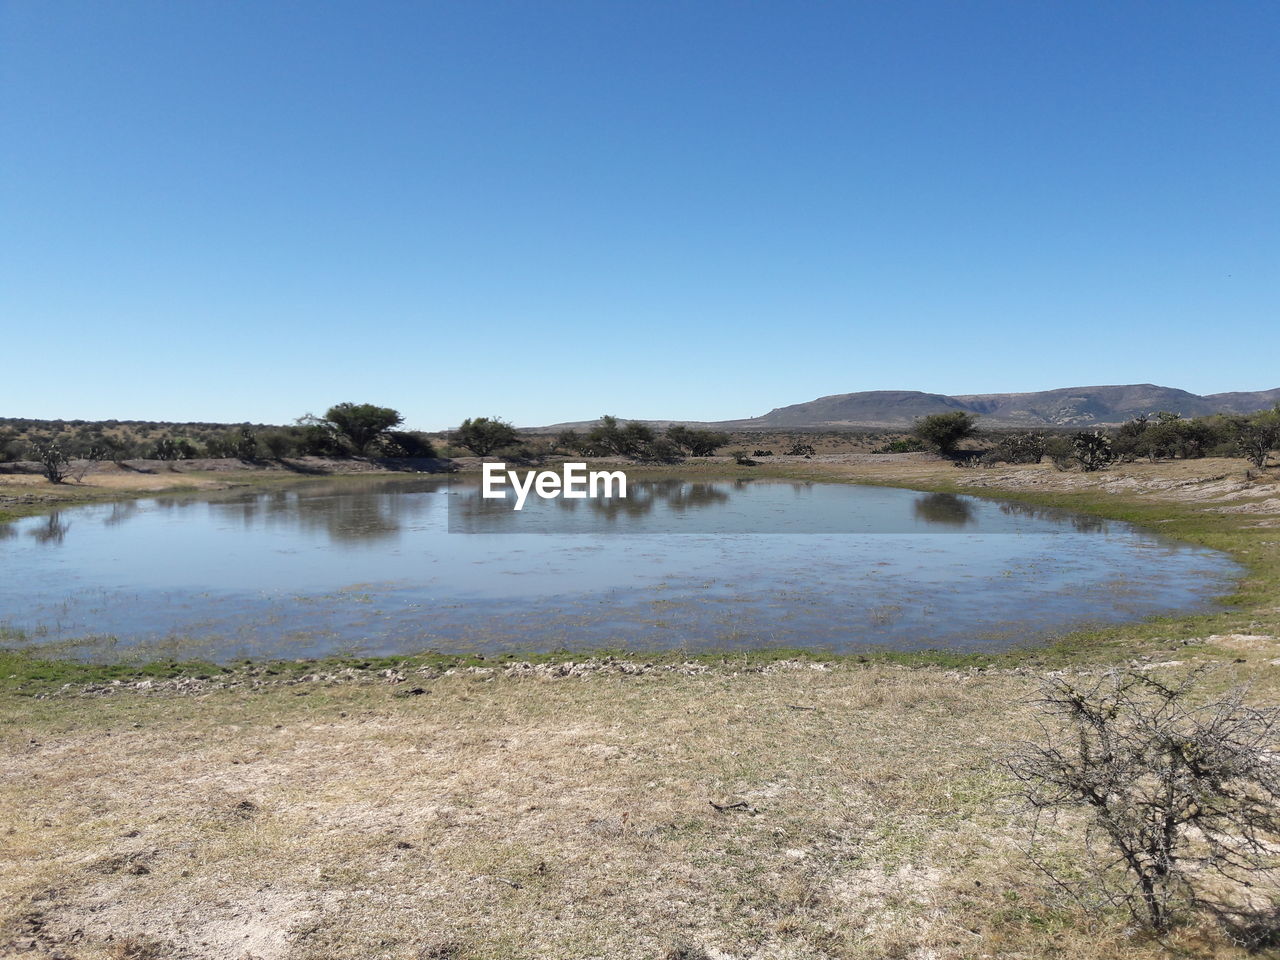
top-left (872, 437), bottom-right (925, 454)
top-left (981, 432), bottom-right (1047, 465)
top-left (1112, 415), bottom-right (1150, 461)
top-left (1008, 669), bottom-right (1280, 940)
top-left (295, 422), bottom-right (345, 457)
top-left (552, 429), bottom-right (584, 456)
top-left (912, 412), bottom-right (978, 456)
top-left (665, 425), bottom-right (729, 457)
top-left (634, 437), bottom-right (683, 463)
top-left (582, 415), bottom-right (654, 457)
top-left (453, 417), bottom-right (519, 457)
top-left (259, 430), bottom-right (296, 459)
top-left (0, 428), bottom-right (22, 463)
top-left (786, 441), bottom-right (817, 456)
top-left (151, 437), bottom-right (200, 460)
top-left (1230, 407), bottom-right (1280, 469)
top-left (1070, 430), bottom-right (1115, 471)
top-left (30, 438), bottom-right (71, 483)
top-left (1122, 412), bottom-right (1232, 462)
top-left (1044, 435), bottom-right (1076, 470)
top-left (379, 430), bottom-right (437, 458)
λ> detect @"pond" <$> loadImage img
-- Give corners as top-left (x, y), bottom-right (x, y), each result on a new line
top-left (0, 477), bottom-right (1240, 662)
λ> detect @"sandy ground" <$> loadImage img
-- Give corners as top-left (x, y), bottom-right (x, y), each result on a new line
top-left (11, 659), bottom-right (1280, 960)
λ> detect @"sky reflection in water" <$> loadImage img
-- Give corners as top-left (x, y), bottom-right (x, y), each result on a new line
top-left (0, 478), bottom-right (1240, 662)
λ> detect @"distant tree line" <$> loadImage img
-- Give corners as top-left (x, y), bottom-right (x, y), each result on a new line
top-left (907, 406), bottom-right (1280, 472)
top-left (1, 407), bottom-right (737, 480)
top-left (447, 415), bottom-right (730, 462)
top-left (6, 403), bottom-right (1277, 482)
top-left (0, 403), bottom-right (437, 477)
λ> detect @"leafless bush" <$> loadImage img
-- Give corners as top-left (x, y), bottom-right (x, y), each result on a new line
top-left (65, 458), bottom-right (97, 483)
top-left (1007, 668), bottom-right (1280, 944)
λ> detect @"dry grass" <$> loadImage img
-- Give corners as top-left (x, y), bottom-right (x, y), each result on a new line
top-left (4, 659), bottom-right (1279, 960)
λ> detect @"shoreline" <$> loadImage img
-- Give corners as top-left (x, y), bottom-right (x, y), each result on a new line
top-left (2, 454), bottom-right (1276, 687)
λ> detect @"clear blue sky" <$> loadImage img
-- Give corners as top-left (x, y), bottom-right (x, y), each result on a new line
top-left (2, 2), bottom-right (1276, 429)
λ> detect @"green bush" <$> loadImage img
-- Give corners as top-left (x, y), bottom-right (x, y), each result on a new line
top-left (912, 412), bottom-right (978, 456)
top-left (1070, 430), bottom-right (1116, 472)
top-left (317, 403), bottom-right (404, 456)
top-left (980, 432), bottom-right (1046, 465)
top-left (1230, 407), bottom-right (1280, 469)
top-left (379, 430), bottom-right (437, 458)
top-left (259, 430), bottom-right (296, 459)
top-left (1044, 435), bottom-right (1077, 471)
top-left (453, 417), bottom-right (520, 457)
top-left (583, 415), bottom-right (665, 458)
top-left (666, 425), bottom-right (730, 457)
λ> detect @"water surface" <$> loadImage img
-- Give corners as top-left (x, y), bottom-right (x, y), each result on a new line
top-left (0, 477), bottom-right (1239, 661)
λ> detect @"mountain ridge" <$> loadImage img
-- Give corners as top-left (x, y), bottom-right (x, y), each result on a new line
top-left (530, 384), bottom-right (1280, 432)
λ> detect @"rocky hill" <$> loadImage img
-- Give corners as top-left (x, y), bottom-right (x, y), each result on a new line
top-left (533, 384), bottom-right (1280, 431)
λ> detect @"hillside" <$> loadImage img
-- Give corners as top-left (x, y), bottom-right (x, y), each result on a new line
top-left (533, 384), bottom-right (1280, 431)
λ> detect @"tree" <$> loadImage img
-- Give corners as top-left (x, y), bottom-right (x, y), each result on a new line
top-left (586, 415), bottom-right (656, 457)
top-left (1230, 407), bottom-right (1280, 470)
top-left (1113, 415), bottom-right (1151, 462)
top-left (453, 417), bottom-right (519, 457)
top-left (1008, 669), bottom-right (1280, 939)
top-left (235, 426), bottom-right (258, 460)
top-left (312, 403), bottom-right (404, 456)
top-left (666, 425), bottom-right (730, 457)
top-left (31, 438), bottom-right (71, 483)
top-left (151, 437), bottom-right (200, 460)
top-left (912, 412), bottom-right (978, 456)
top-left (1071, 430), bottom-right (1116, 471)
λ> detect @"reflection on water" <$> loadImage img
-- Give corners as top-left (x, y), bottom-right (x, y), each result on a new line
top-left (446, 478), bottom-right (1091, 535)
top-left (913, 493), bottom-right (974, 527)
top-left (102, 501), bottom-right (140, 527)
top-left (457, 478), bottom-right (732, 526)
top-left (997, 500), bottom-right (1108, 533)
top-left (28, 513), bottom-right (71, 545)
top-left (218, 480), bottom-right (435, 543)
top-left (0, 477), bottom-right (1242, 662)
